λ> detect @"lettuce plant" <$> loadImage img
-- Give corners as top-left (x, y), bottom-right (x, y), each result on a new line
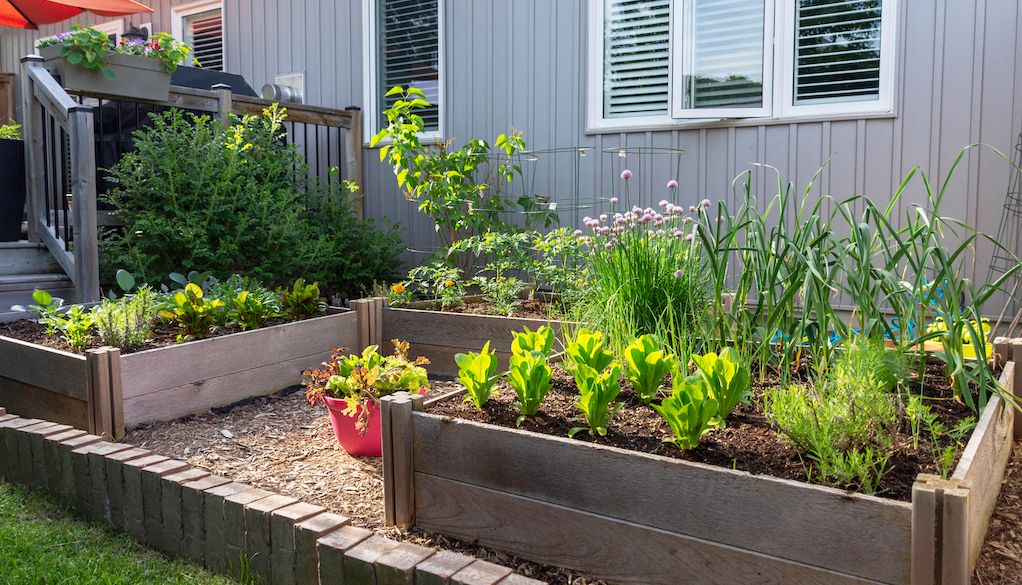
top-left (652, 372), bottom-right (719, 450)
top-left (569, 362), bottom-right (623, 437)
top-left (455, 341), bottom-right (500, 409)
top-left (563, 328), bottom-right (614, 375)
top-left (507, 350), bottom-right (552, 425)
top-left (511, 325), bottom-right (555, 358)
top-left (158, 283), bottom-right (224, 341)
top-left (690, 347), bottom-right (750, 426)
top-left (623, 335), bottom-right (674, 404)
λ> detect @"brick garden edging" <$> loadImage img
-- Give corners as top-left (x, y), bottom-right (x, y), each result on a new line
top-left (0, 406), bottom-right (544, 585)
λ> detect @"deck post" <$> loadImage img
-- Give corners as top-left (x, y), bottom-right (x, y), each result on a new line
top-left (20, 55), bottom-right (44, 243)
top-left (212, 83), bottom-right (232, 128)
top-left (68, 102), bottom-right (99, 302)
top-left (342, 106), bottom-right (363, 217)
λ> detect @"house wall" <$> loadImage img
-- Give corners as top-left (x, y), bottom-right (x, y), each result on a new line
top-left (1, 1), bottom-right (1020, 311)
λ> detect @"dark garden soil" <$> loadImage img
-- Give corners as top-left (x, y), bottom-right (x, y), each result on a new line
top-left (429, 364), bottom-right (975, 502)
top-left (123, 383), bottom-right (607, 585)
top-left (420, 299), bottom-right (561, 321)
top-left (973, 442), bottom-right (1022, 585)
top-left (0, 310), bottom-right (337, 355)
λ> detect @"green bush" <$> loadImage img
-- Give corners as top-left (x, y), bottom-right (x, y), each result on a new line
top-left (100, 105), bottom-right (402, 297)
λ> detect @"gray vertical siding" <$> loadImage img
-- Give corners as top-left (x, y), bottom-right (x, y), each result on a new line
top-left (1, 0), bottom-right (1020, 296)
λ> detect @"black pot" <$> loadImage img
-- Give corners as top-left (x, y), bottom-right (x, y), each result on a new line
top-left (0, 138), bottom-right (26, 242)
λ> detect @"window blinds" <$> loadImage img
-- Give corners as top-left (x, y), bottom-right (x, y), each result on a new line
top-left (603, 0), bottom-right (671, 118)
top-left (377, 0), bottom-right (440, 131)
top-left (184, 9), bottom-right (223, 71)
top-left (682, 0), bottom-right (765, 109)
top-left (794, 0), bottom-right (882, 104)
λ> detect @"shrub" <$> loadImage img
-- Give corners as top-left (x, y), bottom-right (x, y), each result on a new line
top-left (100, 106), bottom-right (402, 296)
top-left (91, 285), bottom-right (159, 348)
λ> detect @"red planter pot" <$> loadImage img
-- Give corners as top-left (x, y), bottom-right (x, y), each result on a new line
top-left (323, 396), bottom-right (382, 457)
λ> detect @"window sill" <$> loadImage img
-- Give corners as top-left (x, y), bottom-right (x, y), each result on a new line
top-left (585, 110), bottom-right (897, 135)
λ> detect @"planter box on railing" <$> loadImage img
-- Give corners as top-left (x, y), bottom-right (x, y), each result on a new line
top-left (377, 307), bottom-right (1022, 585)
top-left (40, 45), bottom-right (171, 102)
top-left (0, 309), bottom-right (358, 438)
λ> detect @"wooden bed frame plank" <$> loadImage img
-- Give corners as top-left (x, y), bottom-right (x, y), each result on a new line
top-left (382, 307), bottom-right (564, 351)
top-left (0, 376), bottom-right (89, 430)
top-left (414, 473), bottom-right (889, 585)
top-left (119, 310), bottom-right (356, 398)
top-left (0, 336), bottom-right (89, 399)
top-left (411, 413), bottom-right (912, 585)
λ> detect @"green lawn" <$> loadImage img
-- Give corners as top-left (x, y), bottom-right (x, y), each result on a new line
top-left (0, 481), bottom-right (238, 584)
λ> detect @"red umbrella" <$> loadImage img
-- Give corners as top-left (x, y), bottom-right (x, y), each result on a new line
top-left (0, 0), bottom-right (152, 30)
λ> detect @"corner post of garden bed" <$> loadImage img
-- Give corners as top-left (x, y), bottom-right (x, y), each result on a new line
top-left (351, 297), bottom-right (387, 350)
top-left (380, 391), bottom-right (415, 528)
top-left (994, 336), bottom-right (1022, 440)
top-left (911, 474), bottom-right (972, 585)
top-left (84, 346), bottom-right (124, 441)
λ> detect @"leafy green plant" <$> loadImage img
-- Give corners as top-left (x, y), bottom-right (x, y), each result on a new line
top-left (228, 290), bottom-right (279, 330)
top-left (39, 25), bottom-right (115, 78)
top-left (158, 283), bottom-right (224, 341)
top-left (511, 325), bottom-right (555, 358)
top-left (303, 340), bottom-right (430, 434)
top-left (278, 279), bottom-right (322, 321)
top-left (652, 372), bottom-right (719, 450)
top-left (623, 335), bottom-right (673, 405)
top-left (12, 289), bottom-right (65, 335)
top-left (52, 305), bottom-right (94, 350)
top-left (569, 362), bottom-right (623, 437)
top-left (91, 285), bottom-right (159, 348)
top-left (455, 341), bottom-right (500, 409)
top-left (478, 276), bottom-right (525, 316)
top-left (833, 337), bottom-right (909, 392)
top-left (115, 32), bottom-right (196, 72)
top-left (101, 106), bottom-right (401, 296)
top-left (690, 348), bottom-right (751, 427)
top-left (507, 350), bottom-right (553, 425)
top-left (563, 328), bottom-right (614, 375)
top-left (386, 282), bottom-right (412, 307)
top-left (0, 123), bottom-right (20, 140)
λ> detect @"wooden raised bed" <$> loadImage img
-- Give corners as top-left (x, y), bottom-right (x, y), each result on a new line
top-left (378, 327), bottom-right (1022, 585)
top-left (0, 306), bottom-right (363, 439)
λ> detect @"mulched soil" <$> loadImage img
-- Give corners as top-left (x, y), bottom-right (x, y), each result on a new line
top-left (973, 442), bottom-right (1022, 585)
top-left (427, 299), bottom-right (559, 320)
top-left (430, 363), bottom-right (974, 501)
top-left (123, 384), bottom-right (604, 585)
top-left (0, 312), bottom-right (328, 355)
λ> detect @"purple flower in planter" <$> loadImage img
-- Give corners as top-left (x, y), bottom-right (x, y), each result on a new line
top-left (674, 230), bottom-right (684, 239)
top-left (701, 198), bottom-right (712, 208)
top-left (56, 32), bottom-right (71, 41)
top-left (572, 229), bottom-right (583, 237)
top-left (620, 169), bottom-right (633, 180)
top-left (639, 213), bottom-right (653, 224)
top-left (667, 179), bottom-right (679, 189)
top-left (610, 196), bottom-right (619, 206)
top-left (605, 241), bottom-right (615, 250)
top-left (598, 226), bottom-right (611, 235)
top-left (685, 233), bottom-right (694, 242)
top-left (683, 217), bottom-right (693, 225)
top-left (599, 213), bottom-right (608, 222)
top-left (674, 269), bottom-right (684, 278)
top-left (583, 216), bottom-right (592, 224)
top-left (632, 205), bottom-right (643, 214)
top-left (659, 199), bottom-right (669, 208)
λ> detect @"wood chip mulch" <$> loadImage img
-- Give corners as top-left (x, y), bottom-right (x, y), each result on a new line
top-left (973, 442), bottom-right (1022, 585)
top-left (123, 386), bottom-right (606, 585)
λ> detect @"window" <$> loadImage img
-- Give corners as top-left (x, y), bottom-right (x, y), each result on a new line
top-left (172, 1), bottom-right (224, 71)
top-left (37, 19), bottom-right (123, 48)
top-left (587, 0), bottom-right (896, 131)
top-left (363, 0), bottom-right (443, 140)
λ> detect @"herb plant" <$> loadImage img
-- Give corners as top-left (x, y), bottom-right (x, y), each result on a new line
top-left (228, 290), bottom-right (279, 330)
top-left (91, 285), bottom-right (159, 348)
top-left (623, 335), bottom-right (673, 404)
top-left (569, 362), bottom-right (623, 438)
top-left (652, 372), bottom-right (719, 450)
top-left (507, 350), bottom-right (553, 425)
top-left (478, 276), bottom-right (525, 316)
top-left (455, 341), bottom-right (500, 409)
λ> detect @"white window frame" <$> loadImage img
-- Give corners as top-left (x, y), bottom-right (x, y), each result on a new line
top-left (362, 0), bottom-right (446, 144)
top-left (171, 0), bottom-right (225, 69)
top-left (587, 0), bottom-right (897, 133)
top-left (92, 19), bottom-right (125, 39)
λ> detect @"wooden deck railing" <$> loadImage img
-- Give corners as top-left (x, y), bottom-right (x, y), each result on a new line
top-left (18, 54), bottom-right (364, 303)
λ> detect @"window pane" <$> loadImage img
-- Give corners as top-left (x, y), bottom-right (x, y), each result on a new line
top-left (377, 0), bottom-right (440, 131)
top-left (794, 0), bottom-right (882, 104)
top-left (603, 0), bottom-right (671, 118)
top-left (682, 0), bottom-right (766, 109)
top-left (183, 9), bottom-right (223, 71)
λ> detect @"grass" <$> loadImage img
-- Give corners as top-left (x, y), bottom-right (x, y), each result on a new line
top-left (0, 481), bottom-right (238, 585)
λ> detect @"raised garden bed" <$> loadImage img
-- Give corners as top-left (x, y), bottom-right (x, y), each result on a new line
top-left (377, 321), bottom-right (1022, 585)
top-left (0, 307), bottom-right (359, 439)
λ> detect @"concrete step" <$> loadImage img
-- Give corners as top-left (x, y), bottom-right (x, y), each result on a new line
top-left (0, 241), bottom-right (64, 276)
top-left (0, 272), bottom-right (75, 319)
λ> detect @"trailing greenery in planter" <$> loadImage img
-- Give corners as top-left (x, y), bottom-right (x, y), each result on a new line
top-left (36, 25), bottom-right (194, 79)
top-left (100, 106), bottom-right (402, 297)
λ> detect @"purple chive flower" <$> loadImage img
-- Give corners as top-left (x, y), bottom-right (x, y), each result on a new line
top-left (620, 169), bottom-right (633, 180)
top-left (572, 229), bottom-right (583, 237)
top-left (667, 179), bottom-right (679, 189)
top-left (599, 213), bottom-right (608, 222)
top-left (632, 205), bottom-right (642, 214)
top-left (683, 217), bottom-right (693, 225)
top-left (605, 242), bottom-right (615, 250)
top-left (583, 216), bottom-right (592, 224)
top-left (685, 234), bottom-right (694, 242)
top-left (674, 230), bottom-right (684, 239)
top-left (689, 205), bottom-right (697, 213)
top-left (598, 226), bottom-right (610, 235)
top-left (701, 198), bottom-right (712, 208)
top-left (609, 197), bottom-right (619, 206)
top-left (658, 199), bottom-right (669, 208)
top-left (639, 213), bottom-right (653, 224)
top-left (674, 269), bottom-right (684, 278)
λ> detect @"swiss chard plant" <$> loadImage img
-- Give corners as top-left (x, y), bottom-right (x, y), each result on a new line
top-left (569, 362), bottom-right (623, 438)
top-left (690, 347), bottom-right (751, 427)
top-left (623, 335), bottom-right (674, 404)
top-left (455, 341), bottom-right (500, 409)
top-left (158, 283), bottom-right (224, 342)
top-left (507, 350), bottom-right (553, 425)
top-left (652, 372), bottom-right (719, 451)
top-left (511, 325), bottom-right (555, 358)
top-left (228, 290), bottom-right (279, 330)
top-left (278, 279), bottom-right (322, 320)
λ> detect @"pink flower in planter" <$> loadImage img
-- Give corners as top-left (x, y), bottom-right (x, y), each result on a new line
top-left (702, 198), bottom-right (712, 208)
top-left (599, 214), bottom-right (608, 222)
top-left (659, 199), bottom-right (669, 208)
top-left (620, 169), bottom-right (633, 180)
top-left (667, 179), bottom-right (679, 189)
